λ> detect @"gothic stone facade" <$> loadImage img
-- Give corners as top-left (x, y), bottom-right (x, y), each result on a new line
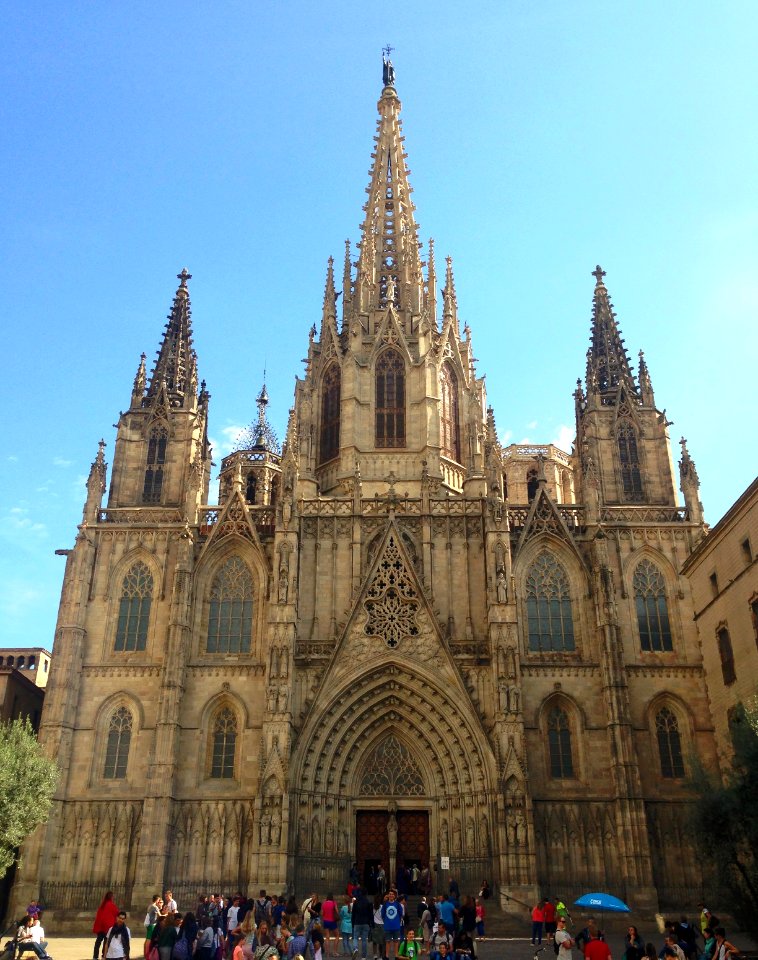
top-left (11, 74), bottom-right (718, 920)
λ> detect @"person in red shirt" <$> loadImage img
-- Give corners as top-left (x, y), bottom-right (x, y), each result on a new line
top-left (544, 900), bottom-right (557, 942)
top-left (585, 933), bottom-right (612, 960)
top-left (532, 901), bottom-right (546, 945)
top-left (93, 892), bottom-right (120, 960)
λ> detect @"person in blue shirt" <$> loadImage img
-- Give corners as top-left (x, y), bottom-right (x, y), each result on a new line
top-left (381, 892), bottom-right (404, 960)
top-left (437, 898), bottom-right (456, 932)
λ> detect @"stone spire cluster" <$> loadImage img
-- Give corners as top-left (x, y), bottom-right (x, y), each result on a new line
top-left (585, 266), bottom-right (638, 400)
top-left (145, 268), bottom-right (198, 408)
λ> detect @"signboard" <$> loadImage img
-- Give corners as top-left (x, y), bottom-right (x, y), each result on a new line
top-left (440, 856), bottom-right (450, 870)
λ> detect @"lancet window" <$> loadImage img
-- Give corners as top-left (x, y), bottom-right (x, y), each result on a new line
top-left (207, 556), bottom-right (254, 654)
top-left (376, 349), bottom-right (405, 448)
top-left (104, 706), bottom-right (133, 779)
top-left (656, 707), bottom-right (685, 778)
top-left (142, 425), bottom-right (168, 504)
top-left (115, 561), bottom-right (153, 652)
top-left (717, 626), bottom-right (736, 685)
top-left (617, 421), bottom-right (643, 501)
top-left (526, 552), bottom-right (575, 652)
top-left (633, 559), bottom-right (673, 651)
top-left (440, 363), bottom-right (461, 462)
top-left (210, 707), bottom-right (237, 779)
top-left (547, 706), bottom-right (574, 778)
top-left (319, 363), bottom-right (341, 464)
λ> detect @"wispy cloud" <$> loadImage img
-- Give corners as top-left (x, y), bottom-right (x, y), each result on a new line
top-left (552, 424), bottom-right (575, 452)
top-left (53, 456), bottom-right (73, 468)
top-left (4, 505), bottom-right (47, 538)
top-left (7, 455), bottom-right (18, 463)
top-left (0, 577), bottom-right (46, 622)
top-left (209, 424), bottom-right (247, 459)
top-left (527, 420), bottom-right (538, 430)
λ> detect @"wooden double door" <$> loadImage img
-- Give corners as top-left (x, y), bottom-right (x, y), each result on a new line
top-left (356, 810), bottom-right (429, 888)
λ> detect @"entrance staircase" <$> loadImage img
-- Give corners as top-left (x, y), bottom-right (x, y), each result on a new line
top-left (403, 894), bottom-right (529, 938)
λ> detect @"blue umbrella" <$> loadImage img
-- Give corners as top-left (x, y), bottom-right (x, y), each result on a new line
top-left (574, 892), bottom-right (630, 913)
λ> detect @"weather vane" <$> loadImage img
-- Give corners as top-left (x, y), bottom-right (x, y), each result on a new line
top-left (382, 45), bottom-right (395, 87)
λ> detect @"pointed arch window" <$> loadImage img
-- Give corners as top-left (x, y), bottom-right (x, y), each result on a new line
top-left (440, 363), bottom-right (461, 462)
top-left (717, 626), bottom-right (736, 685)
top-left (210, 706), bottom-right (237, 779)
top-left (547, 706), bottom-right (574, 778)
top-left (104, 706), bottom-right (133, 779)
top-left (115, 561), bottom-right (153, 651)
top-left (526, 552), bottom-right (575, 652)
top-left (656, 707), bottom-right (685, 778)
top-left (376, 349), bottom-right (405, 448)
top-left (143, 426), bottom-right (168, 504)
top-left (319, 363), bottom-right (341, 464)
top-left (207, 556), bottom-right (254, 654)
top-left (617, 421), bottom-right (643, 501)
top-left (633, 559), bottom-right (672, 651)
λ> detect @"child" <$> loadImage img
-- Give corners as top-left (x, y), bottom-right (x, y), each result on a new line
top-left (339, 898), bottom-right (353, 957)
top-left (398, 931), bottom-right (421, 960)
top-left (475, 899), bottom-right (486, 941)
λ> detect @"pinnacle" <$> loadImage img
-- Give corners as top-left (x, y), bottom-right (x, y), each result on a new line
top-left (146, 269), bottom-right (198, 407)
top-left (585, 266), bottom-right (637, 400)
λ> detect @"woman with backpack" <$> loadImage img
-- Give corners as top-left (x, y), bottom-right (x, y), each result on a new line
top-left (94, 893), bottom-right (121, 960)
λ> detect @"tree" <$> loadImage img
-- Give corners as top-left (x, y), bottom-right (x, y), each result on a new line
top-left (0, 718), bottom-right (58, 877)
top-left (690, 698), bottom-right (758, 941)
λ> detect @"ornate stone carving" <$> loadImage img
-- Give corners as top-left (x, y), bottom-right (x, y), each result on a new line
top-left (359, 734), bottom-right (425, 796)
top-left (364, 533), bottom-right (420, 648)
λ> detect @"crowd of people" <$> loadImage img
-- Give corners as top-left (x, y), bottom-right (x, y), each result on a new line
top-left (4, 886), bottom-right (744, 960)
top-left (528, 900), bottom-right (742, 960)
top-left (76, 878), bottom-right (492, 960)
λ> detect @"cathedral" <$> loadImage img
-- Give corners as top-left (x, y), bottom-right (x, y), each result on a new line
top-left (12, 59), bottom-right (718, 921)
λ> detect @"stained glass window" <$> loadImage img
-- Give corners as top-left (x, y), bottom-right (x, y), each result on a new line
top-left (115, 562), bottom-right (153, 652)
top-left (656, 707), bottom-right (684, 778)
top-left (104, 707), bottom-right (133, 779)
top-left (211, 707), bottom-right (237, 779)
top-left (618, 421), bottom-right (643, 501)
top-left (207, 557), bottom-right (253, 654)
top-left (547, 707), bottom-right (574, 778)
top-left (440, 363), bottom-right (460, 462)
top-left (143, 426), bottom-right (167, 504)
top-left (633, 559), bottom-right (672, 651)
top-left (376, 350), bottom-right (405, 448)
top-left (319, 363), bottom-right (341, 464)
top-left (526, 552), bottom-right (575, 652)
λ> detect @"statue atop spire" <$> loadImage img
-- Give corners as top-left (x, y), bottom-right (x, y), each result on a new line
top-left (382, 45), bottom-right (395, 87)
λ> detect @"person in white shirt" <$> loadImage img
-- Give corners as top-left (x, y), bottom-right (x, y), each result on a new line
top-left (104, 913), bottom-right (131, 959)
top-left (30, 917), bottom-right (48, 954)
top-left (555, 917), bottom-right (574, 960)
top-left (16, 917), bottom-right (49, 960)
top-left (164, 892), bottom-right (178, 914)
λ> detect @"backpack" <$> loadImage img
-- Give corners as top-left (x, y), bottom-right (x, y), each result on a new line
top-left (254, 900), bottom-right (269, 926)
top-left (173, 938), bottom-right (190, 960)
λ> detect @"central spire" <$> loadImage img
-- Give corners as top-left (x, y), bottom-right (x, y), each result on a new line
top-left (585, 265), bottom-right (638, 401)
top-left (353, 52), bottom-right (424, 320)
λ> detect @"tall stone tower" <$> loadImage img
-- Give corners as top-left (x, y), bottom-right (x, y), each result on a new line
top-left (10, 57), bottom-right (718, 923)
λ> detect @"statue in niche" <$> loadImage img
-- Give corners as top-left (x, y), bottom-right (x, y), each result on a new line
top-left (312, 818), bottom-right (321, 849)
top-left (506, 812), bottom-right (517, 845)
top-left (439, 818), bottom-right (449, 855)
top-left (466, 817), bottom-right (475, 851)
top-left (337, 827), bottom-right (347, 854)
top-left (259, 813), bottom-right (271, 846)
top-left (495, 542), bottom-right (505, 574)
top-left (452, 817), bottom-right (462, 855)
top-left (269, 647), bottom-right (279, 678)
top-left (271, 808), bottom-right (282, 846)
top-left (277, 686), bottom-right (288, 712)
top-left (325, 817), bottom-right (334, 853)
top-left (498, 682), bottom-right (509, 713)
top-left (278, 568), bottom-right (288, 604)
top-left (298, 815), bottom-right (308, 851)
top-left (515, 813), bottom-right (526, 845)
top-left (279, 648), bottom-right (289, 678)
top-left (496, 571), bottom-right (508, 603)
top-left (267, 689), bottom-right (276, 713)
top-left (505, 647), bottom-right (516, 679)
top-left (480, 815), bottom-right (489, 854)
top-left (387, 807), bottom-right (398, 855)
top-left (508, 685), bottom-right (520, 714)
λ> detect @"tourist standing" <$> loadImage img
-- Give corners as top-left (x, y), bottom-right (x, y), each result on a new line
top-left (94, 893), bottom-right (121, 960)
top-left (104, 912), bottom-right (132, 960)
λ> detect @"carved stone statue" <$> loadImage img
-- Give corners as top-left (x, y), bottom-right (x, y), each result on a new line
top-left (466, 817), bottom-right (475, 851)
top-left (452, 817), bottom-right (462, 855)
top-left (298, 815), bottom-right (307, 851)
top-left (271, 808), bottom-right (282, 846)
top-left (508, 685), bottom-right (520, 714)
top-left (325, 817), bottom-right (334, 853)
top-left (505, 646), bottom-right (517, 679)
top-left (496, 571), bottom-right (508, 603)
top-left (278, 568), bottom-right (288, 604)
top-left (498, 682), bottom-right (508, 713)
top-left (259, 813), bottom-right (271, 846)
top-left (312, 817), bottom-right (321, 849)
top-left (440, 818), bottom-right (449, 855)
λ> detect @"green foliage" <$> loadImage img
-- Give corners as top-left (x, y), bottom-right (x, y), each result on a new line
top-left (690, 700), bottom-right (758, 941)
top-left (0, 718), bottom-right (58, 877)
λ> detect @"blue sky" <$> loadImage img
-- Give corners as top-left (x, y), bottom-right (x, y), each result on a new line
top-left (1, 1), bottom-right (756, 649)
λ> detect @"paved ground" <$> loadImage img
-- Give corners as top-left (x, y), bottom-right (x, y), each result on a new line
top-left (26, 929), bottom-right (758, 960)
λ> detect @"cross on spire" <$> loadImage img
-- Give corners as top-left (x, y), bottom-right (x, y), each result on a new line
top-left (177, 267), bottom-right (192, 288)
top-left (592, 265), bottom-right (606, 285)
